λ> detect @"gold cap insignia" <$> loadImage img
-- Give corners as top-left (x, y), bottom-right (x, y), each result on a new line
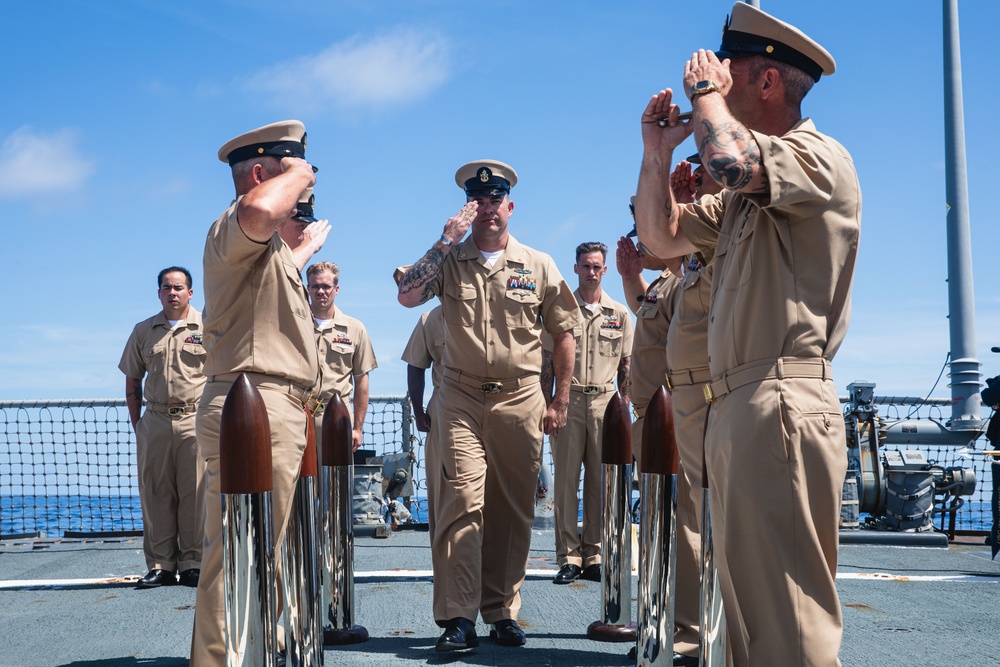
top-left (478, 167), bottom-right (492, 182)
top-left (766, 45), bottom-right (774, 53)
top-left (257, 147), bottom-right (264, 154)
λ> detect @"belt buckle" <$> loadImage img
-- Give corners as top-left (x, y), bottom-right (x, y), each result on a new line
top-left (481, 382), bottom-right (503, 394)
top-left (306, 396), bottom-right (324, 415)
top-left (702, 383), bottom-right (716, 405)
top-left (167, 406), bottom-right (185, 416)
top-left (583, 385), bottom-right (600, 395)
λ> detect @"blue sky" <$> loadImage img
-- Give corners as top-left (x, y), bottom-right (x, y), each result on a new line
top-left (1, 0), bottom-right (997, 407)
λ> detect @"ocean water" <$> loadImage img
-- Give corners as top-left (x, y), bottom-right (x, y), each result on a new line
top-left (1, 494), bottom-right (432, 536)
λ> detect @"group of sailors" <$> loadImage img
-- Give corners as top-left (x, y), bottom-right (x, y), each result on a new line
top-left (122, 3), bottom-right (860, 666)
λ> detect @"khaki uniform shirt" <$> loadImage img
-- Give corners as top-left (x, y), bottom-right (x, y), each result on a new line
top-left (201, 198), bottom-right (318, 387)
top-left (564, 289), bottom-right (634, 389)
top-left (678, 119), bottom-right (861, 375)
top-left (629, 270), bottom-right (677, 410)
top-left (119, 309), bottom-right (207, 405)
top-left (401, 306), bottom-right (446, 390)
top-left (429, 235), bottom-right (581, 378)
top-left (314, 309), bottom-right (378, 402)
top-left (665, 260), bottom-right (711, 376)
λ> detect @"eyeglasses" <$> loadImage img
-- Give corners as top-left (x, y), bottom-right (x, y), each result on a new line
top-left (308, 284), bottom-right (336, 292)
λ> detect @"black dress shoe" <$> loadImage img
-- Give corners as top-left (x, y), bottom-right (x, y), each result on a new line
top-left (178, 569), bottom-right (200, 587)
top-left (489, 619), bottom-right (526, 647)
top-left (435, 617), bottom-right (478, 652)
top-left (137, 569), bottom-right (177, 588)
top-left (553, 564), bottom-right (581, 584)
top-left (579, 563), bottom-right (602, 582)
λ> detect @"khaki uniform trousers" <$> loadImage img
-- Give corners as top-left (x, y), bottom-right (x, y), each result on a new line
top-left (135, 410), bottom-right (205, 572)
top-left (706, 376), bottom-right (845, 667)
top-left (190, 380), bottom-right (308, 667)
top-left (551, 390), bottom-right (612, 568)
top-left (668, 383), bottom-right (710, 657)
top-left (423, 393), bottom-right (440, 541)
top-left (431, 378), bottom-right (545, 625)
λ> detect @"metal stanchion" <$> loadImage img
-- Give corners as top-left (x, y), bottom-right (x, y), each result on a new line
top-left (282, 409), bottom-right (324, 666)
top-left (587, 391), bottom-right (636, 642)
top-left (699, 422), bottom-right (729, 667)
top-left (320, 394), bottom-right (369, 645)
top-left (220, 373), bottom-right (277, 667)
top-left (635, 386), bottom-right (678, 666)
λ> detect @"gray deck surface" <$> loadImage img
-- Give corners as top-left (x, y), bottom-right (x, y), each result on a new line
top-left (1, 528), bottom-right (998, 666)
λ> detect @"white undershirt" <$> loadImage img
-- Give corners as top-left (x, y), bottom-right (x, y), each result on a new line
top-left (314, 318), bottom-right (334, 328)
top-left (481, 249), bottom-right (504, 267)
top-left (584, 302), bottom-right (600, 314)
top-left (168, 319), bottom-right (184, 328)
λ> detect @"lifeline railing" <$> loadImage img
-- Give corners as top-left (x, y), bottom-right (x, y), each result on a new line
top-left (0, 396), bottom-right (416, 537)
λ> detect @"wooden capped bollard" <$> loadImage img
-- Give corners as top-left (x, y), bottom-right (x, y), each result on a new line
top-left (220, 373), bottom-right (277, 667)
top-left (282, 411), bottom-right (324, 666)
top-left (587, 391), bottom-right (636, 642)
top-left (699, 430), bottom-right (729, 667)
top-left (319, 393), bottom-right (369, 645)
top-left (635, 386), bottom-right (679, 666)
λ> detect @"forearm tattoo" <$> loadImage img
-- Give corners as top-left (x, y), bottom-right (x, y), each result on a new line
top-left (399, 247), bottom-right (446, 304)
top-left (540, 350), bottom-right (555, 403)
top-left (128, 382), bottom-right (143, 403)
top-left (698, 119), bottom-right (761, 190)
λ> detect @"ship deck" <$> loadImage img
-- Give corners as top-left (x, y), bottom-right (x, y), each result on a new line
top-left (1, 528), bottom-right (998, 666)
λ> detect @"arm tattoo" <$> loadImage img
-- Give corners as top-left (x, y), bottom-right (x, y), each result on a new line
top-left (698, 119), bottom-right (761, 190)
top-left (540, 350), bottom-right (555, 406)
top-left (617, 356), bottom-right (631, 398)
top-left (399, 247), bottom-right (446, 304)
top-left (128, 383), bottom-right (143, 403)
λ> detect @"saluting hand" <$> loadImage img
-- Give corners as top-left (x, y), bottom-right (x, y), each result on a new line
top-left (279, 156), bottom-right (317, 185)
top-left (641, 89), bottom-right (692, 154)
top-left (616, 236), bottom-right (644, 280)
top-left (300, 219), bottom-right (331, 255)
top-left (683, 49), bottom-right (733, 100)
top-left (440, 201), bottom-right (478, 245)
top-left (670, 161), bottom-right (697, 204)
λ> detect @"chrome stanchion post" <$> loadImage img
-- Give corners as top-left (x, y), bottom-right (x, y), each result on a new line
top-left (282, 410), bottom-right (323, 665)
top-left (636, 386), bottom-right (678, 666)
top-left (320, 394), bottom-right (369, 645)
top-left (699, 423), bottom-right (729, 667)
top-left (587, 392), bottom-right (637, 642)
top-left (220, 373), bottom-right (277, 667)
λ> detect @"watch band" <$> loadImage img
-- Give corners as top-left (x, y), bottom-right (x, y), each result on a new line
top-left (689, 80), bottom-right (720, 99)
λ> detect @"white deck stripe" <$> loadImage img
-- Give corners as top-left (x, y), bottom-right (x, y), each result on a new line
top-left (2, 569), bottom-right (999, 589)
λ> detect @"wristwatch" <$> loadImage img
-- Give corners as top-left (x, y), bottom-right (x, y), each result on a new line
top-left (689, 80), bottom-right (721, 99)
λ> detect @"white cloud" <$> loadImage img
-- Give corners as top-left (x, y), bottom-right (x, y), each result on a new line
top-left (0, 126), bottom-right (95, 198)
top-left (245, 27), bottom-right (451, 111)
